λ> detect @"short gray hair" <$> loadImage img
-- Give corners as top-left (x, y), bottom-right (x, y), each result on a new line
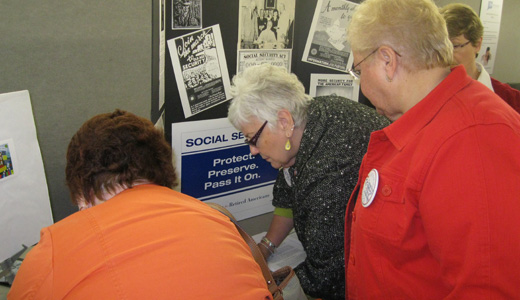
top-left (228, 64), bottom-right (312, 130)
top-left (347, 0), bottom-right (453, 72)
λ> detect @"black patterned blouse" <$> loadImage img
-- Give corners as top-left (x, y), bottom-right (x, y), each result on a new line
top-left (272, 95), bottom-right (390, 300)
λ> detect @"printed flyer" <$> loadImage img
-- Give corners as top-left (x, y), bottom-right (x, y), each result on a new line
top-left (478, 0), bottom-right (503, 74)
top-left (302, 0), bottom-right (360, 72)
top-left (309, 73), bottom-right (359, 101)
top-left (168, 25), bottom-right (231, 118)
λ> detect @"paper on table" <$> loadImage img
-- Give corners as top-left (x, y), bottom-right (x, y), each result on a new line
top-left (253, 231), bottom-right (307, 271)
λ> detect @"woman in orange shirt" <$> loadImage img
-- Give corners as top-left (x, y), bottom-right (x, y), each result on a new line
top-left (8, 110), bottom-right (271, 300)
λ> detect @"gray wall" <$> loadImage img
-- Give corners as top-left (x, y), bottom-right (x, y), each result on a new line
top-left (435, 0), bottom-right (520, 83)
top-left (0, 1), bottom-right (152, 222)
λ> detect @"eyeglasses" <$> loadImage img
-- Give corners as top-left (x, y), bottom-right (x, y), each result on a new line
top-left (244, 120), bottom-right (268, 147)
top-left (453, 40), bottom-right (471, 50)
top-left (347, 47), bottom-right (401, 79)
top-left (347, 48), bottom-right (379, 79)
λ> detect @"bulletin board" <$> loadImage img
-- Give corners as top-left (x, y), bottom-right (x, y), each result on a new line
top-left (162, 0), bottom-right (370, 219)
top-left (162, 0), bottom-right (369, 141)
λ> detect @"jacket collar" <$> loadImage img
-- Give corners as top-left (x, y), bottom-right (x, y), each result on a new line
top-left (383, 65), bottom-right (472, 151)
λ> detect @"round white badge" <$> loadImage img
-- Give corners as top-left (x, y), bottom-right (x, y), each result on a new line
top-left (362, 169), bottom-right (379, 208)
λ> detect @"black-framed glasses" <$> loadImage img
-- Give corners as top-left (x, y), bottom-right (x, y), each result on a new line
top-left (453, 40), bottom-right (471, 50)
top-left (347, 47), bottom-right (401, 79)
top-left (245, 120), bottom-right (268, 147)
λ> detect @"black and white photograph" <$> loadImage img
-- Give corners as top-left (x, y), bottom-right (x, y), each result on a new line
top-left (238, 0), bottom-right (295, 50)
top-left (172, 0), bottom-right (202, 30)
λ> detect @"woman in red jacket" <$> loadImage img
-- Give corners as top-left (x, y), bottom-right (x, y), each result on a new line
top-left (344, 0), bottom-right (520, 298)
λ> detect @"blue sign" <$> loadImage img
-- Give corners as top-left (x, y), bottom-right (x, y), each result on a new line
top-left (181, 144), bottom-right (278, 198)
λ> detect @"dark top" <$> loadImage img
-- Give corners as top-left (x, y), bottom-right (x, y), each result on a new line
top-left (272, 95), bottom-right (390, 300)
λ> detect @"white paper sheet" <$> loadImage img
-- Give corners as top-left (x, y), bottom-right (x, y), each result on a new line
top-left (0, 90), bottom-right (53, 262)
top-left (253, 230), bottom-right (306, 271)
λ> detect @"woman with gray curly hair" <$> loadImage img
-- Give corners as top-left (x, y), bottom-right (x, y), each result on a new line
top-left (228, 64), bottom-right (389, 300)
top-left (344, 0), bottom-right (520, 298)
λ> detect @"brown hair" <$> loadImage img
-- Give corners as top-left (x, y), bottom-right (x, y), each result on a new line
top-left (66, 109), bottom-right (177, 205)
top-left (440, 3), bottom-right (484, 46)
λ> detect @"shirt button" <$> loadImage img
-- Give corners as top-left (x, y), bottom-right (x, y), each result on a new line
top-left (382, 185), bottom-right (392, 196)
top-left (352, 211), bottom-right (356, 222)
top-left (350, 255), bottom-right (355, 266)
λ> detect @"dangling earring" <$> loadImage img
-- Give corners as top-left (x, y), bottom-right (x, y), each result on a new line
top-left (386, 74), bottom-right (392, 82)
top-left (285, 125), bottom-right (294, 151)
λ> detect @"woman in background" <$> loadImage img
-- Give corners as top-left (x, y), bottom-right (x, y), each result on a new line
top-left (440, 3), bottom-right (520, 113)
top-left (228, 64), bottom-right (389, 299)
top-left (8, 110), bottom-right (272, 300)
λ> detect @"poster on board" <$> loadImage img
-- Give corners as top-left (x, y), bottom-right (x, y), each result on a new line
top-left (237, 49), bottom-right (292, 73)
top-left (172, 0), bottom-right (202, 30)
top-left (302, 0), bottom-right (360, 72)
top-left (238, 0), bottom-right (296, 50)
top-left (309, 73), bottom-right (359, 101)
top-left (478, 0), bottom-right (503, 74)
top-left (0, 90), bottom-right (53, 263)
top-left (171, 118), bottom-right (279, 220)
top-left (167, 25), bottom-right (232, 118)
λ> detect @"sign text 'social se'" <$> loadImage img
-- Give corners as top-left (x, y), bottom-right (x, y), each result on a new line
top-left (185, 132), bottom-right (244, 147)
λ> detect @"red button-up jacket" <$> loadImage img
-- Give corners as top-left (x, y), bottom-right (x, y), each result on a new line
top-left (345, 66), bottom-right (520, 299)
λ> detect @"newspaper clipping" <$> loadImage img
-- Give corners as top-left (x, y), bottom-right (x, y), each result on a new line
top-left (302, 0), bottom-right (359, 72)
top-left (309, 73), bottom-right (359, 101)
top-left (167, 25), bottom-right (231, 118)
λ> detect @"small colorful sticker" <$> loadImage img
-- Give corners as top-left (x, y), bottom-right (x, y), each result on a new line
top-left (0, 142), bottom-right (15, 180)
